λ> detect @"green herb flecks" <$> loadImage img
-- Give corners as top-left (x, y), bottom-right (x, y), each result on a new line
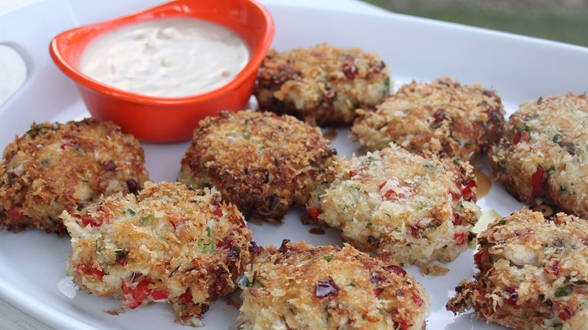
top-left (198, 239), bottom-right (215, 253)
top-left (142, 214), bottom-right (154, 225)
top-left (26, 124), bottom-right (56, 138)
top-left (384, 77), bottom-right (391, 95)
top-left (114, 249), bottom-right (129, 263)
top-left (553, 134), bottom-right (563, 143)
top-left (236, 275), bottom-right (254, 287)
top-left (497, 162), bottom-right (506, 172)
top-left (95, 239), bottom-right (103, 252)
top-left (555, 284), bottom-right (573, 297)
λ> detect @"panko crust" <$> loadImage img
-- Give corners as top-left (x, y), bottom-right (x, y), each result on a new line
top-left (447, 210), bottom-right (588, 330)
top-left (255, 43), bottom-right (391, 126)
top-left (306, 144), bottom-right (480, 266)
top-left (0, 119), bottom-right (148, 234)
top-left (351, 78), bottom-right (505, 161)
top-left (178, 110), bottom-right (337, 222)
top-left (237, 240), bottom-right (429, 330)
top-left (489, 94), bottom-right (588, 218)
top-left (62, 182), bottom-right (252, 324)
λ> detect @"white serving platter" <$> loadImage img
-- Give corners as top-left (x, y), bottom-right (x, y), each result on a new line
top-left (0, 1), bottom-right (587, 329)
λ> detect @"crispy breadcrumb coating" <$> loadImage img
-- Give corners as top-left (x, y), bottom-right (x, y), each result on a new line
top-left (489, 93), bottom-right (588, 218)
top-left (0, 118), bottom-right (148, 234)
top-left (255, 43), bottom-right (390, 126)
top-left (447, 209), bottom-right (588, 330)
top-left (351, 78), bottom-right (505, 161)
top-left (62, 182), bottom-right (252, 325)
top-left (237, 240), bottom-right (429, 329)
top-left (179, 110), bottom-right (336, 222)
top-left (306, 144), bottom-right (480, 266)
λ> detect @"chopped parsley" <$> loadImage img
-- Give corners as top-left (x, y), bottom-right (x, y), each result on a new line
top-left (236, 275), bottom-right (254, 287)
top-left (198, 240), bottom-right (215, 253)
top-left (141, 214), bottom-right (154, 225)
top-left (497, 162), bottom-right (506, 172)
top-left (26, 124), bottom-right (56, 137)
top-left (553, 134), bottom-right (563, 143)
top-left (554, 285), bottom-right (573, 297)
top-left (95, 239), bottom-right (103, 252)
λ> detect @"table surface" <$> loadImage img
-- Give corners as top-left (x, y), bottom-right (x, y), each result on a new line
top-left (0, 1), bottom-right (387, 328)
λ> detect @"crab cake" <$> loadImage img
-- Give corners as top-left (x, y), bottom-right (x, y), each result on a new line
top-left (0, 119), bottom-right (148, 234)
top-left (178, 110), bottom-right (337, 222)
top-left (236, 240), bottom-right (429, 330)
top-left (489, 94), bottom-right (588, 218)
top-left (447, 210), bottom-right (588, 330)
top-left (255, 43), bottom-right (390, 126)
top-left (351, 78), bottom-right (505, 161)
top-left (62, 181), bottom-right (252, 324)
top-left (306, 144), bottom-right (480, 266)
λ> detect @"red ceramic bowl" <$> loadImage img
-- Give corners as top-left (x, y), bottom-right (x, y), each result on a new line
top-left (50, 0), bottom-right (274, 142)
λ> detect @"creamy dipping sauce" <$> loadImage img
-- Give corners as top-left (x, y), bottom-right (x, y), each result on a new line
top-left (80, 17), bottom-right (250, 98)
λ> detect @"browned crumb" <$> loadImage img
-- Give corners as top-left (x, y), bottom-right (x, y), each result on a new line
top-left (0, 118), bottom-right (149, 234)
top-left (178, 110), bottom-right (336, 222)
top-left (351, 78), bottom-right (505, 161)
top-left (255, 43), bottom-right (390, 126)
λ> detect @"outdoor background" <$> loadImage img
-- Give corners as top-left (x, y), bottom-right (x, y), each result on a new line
top-left (363, 0), bottom-right (588, 47)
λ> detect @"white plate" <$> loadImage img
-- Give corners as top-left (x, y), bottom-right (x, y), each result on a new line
top-left (1, 1), bottom-right (587, 329)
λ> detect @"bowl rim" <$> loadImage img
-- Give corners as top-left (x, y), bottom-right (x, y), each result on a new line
top-left (49, 0), bottom-right (274, 106)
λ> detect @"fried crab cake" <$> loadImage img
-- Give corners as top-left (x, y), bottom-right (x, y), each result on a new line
top-left (306, 144), bottom-right (480, 266)
top-left (255, 43), bottom-right (391, 126)
top-left (178, 110), bottom-right (337, 222)
top-left (0, 119), bottom-right (148, 234)
top-left (236, 240), bottom-right (429, 330)
top-left (351, 78), bottom-right (505, 161)
top-left (489, 94), bottom-right (588, 218)
top-left (447, 210), bottom-right (588, 330)
top-left (62, 181), bottom-right (252, 325)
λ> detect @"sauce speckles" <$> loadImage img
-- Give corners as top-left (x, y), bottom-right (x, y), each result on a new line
top-left (309, 227), bottom-right (325, 235)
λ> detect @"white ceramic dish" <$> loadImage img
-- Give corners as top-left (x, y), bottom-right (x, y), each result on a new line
top-left (1, 1), bottom-right (587, 329)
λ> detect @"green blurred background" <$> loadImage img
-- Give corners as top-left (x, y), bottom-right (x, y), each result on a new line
top-left (362, 0), bottom-right (588, 47)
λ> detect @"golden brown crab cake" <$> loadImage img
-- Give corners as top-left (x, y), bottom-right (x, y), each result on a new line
top-left (351, 78), bottom-right (505, 161)
top-left (306, 144), bottom-right (480, 266)
top-left (489, 94), bottom-right (588, 218)
top-left (62, 181), bottom-right (252, 325)
top-left (255, 43), bottom-right (391, 126)
top-left (0, 118), bottom-right (148, 234)
top-left (447, 210), bottom-right (588, 330)
top-left (178, 110), bottom-right (337, 222)
top-left (236, 240), bottom-right (429, 330)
